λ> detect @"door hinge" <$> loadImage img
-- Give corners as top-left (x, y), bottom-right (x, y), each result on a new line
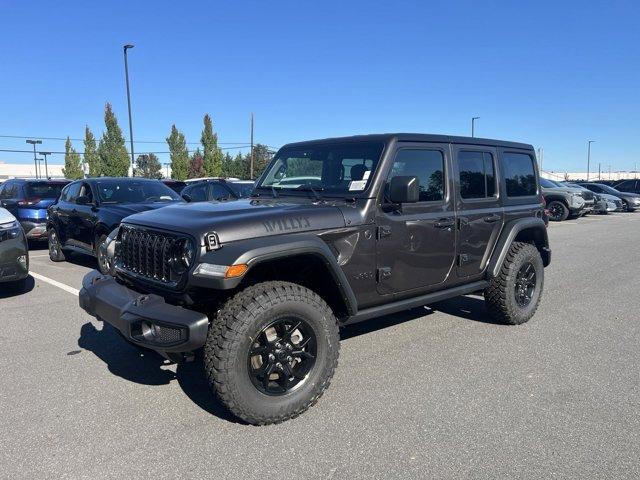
top-left (377, 267), bottom-right (392, 282)
top-left (377, 225), bottom-right (392, 239)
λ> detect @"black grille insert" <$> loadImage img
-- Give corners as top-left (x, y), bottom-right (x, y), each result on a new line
top-left (116, 225), bottom-right (188, 285)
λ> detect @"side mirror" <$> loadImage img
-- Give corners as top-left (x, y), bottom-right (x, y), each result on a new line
top-left (76, 195), bottom-right (92, 205)
top-left (182, 193), bottom-right (192, 203)
top-left (389, 176), bottom-right (419, 204)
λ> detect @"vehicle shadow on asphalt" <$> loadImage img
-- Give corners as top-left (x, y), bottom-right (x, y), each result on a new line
top-left (0, 275), bottom-right (35, 298)
top-left (430, 294), bottom-right (506, 325)
top-left (340, 295), bottom-right (503, 340)
top-left (77, 322), bottom-right (241, 423)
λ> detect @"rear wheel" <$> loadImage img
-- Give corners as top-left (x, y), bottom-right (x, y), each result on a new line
top-left (484, 242), bottom-right (544, 325)
top-left (547, 200), bottom-right (569, 221)
top-left (48, 228), bottom-right (66, 262)
top-left (204, 281), bottom-right (340, 425)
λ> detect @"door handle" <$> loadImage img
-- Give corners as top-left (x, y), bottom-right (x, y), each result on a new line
top-left (434, 218), bottom-right (455, 229)
top-left (483, 214), bottom-right (501, 223)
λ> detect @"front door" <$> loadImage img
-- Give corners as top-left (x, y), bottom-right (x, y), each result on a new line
top-left (375, 144), bottom-right (456, 295)
top-left (452, 145), bottom-right (503, 277)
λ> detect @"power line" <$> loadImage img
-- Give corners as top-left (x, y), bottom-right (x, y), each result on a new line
top-left (0, 134), bottom-right (251, 146)
top-left (0, 146), bottom-right (252, 156)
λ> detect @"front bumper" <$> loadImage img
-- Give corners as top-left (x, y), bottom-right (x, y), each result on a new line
top-left (19, 220), bottom-right (48, 239)
top-left (79, 270), bottom-right (209, 354)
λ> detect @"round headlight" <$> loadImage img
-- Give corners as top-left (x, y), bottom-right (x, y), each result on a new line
top-left (181, 239), bottom-right (195, 268)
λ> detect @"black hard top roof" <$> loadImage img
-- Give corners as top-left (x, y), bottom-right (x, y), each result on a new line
top-left (283, 133), bottom-right (533, 150)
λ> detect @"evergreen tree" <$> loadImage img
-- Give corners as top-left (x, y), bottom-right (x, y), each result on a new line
top-left (201, 114), bottom-right (222, 176)
top-left (188, 148), bottom-right (205, 178)
top-left (83, 126), bottom-right (100, 177)
top-left (97, 103), bottom-right (130, 176)
top-left (248, 144), bottom-right (272, 179)
top-left (166, 125), bottom-right (189, 180)
top-left (62, 137), bottom-right (84, 180)
top-left (134, 153), bottom-right (163, 179)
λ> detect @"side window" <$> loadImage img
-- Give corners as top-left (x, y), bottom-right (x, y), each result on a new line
top-left (388, 149), bottom-right (445, 202)
top-left (210, 184), bottom-right (231, 200)
top-left (1, 181), bottom-right (16, 199)
top-left (502, 152), bottom-right (537, 197)
top-left (186, 184), bottom-right (208, 202)
top-left (65, 182), bottom-right (82, 202)
top-left (458, 151), bottom-right (496, 199)
top-left (0, 182), bottom-right (8, 199)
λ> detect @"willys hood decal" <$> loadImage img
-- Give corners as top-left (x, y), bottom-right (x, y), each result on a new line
top-left (121, 199), bottom-right (347, 244)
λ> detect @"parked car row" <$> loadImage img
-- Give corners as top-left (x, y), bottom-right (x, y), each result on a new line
top-left (541, 177), bottom-right (640, 221)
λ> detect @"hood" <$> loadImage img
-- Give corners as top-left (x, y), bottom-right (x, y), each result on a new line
top-left (541, 186), bottom-right (581, 195)
top-left (0, 207), bottom-right (16, 225)
top-left (121, 198), bottom-right (347, 244)
top-left (598, 193), bottom-right (620, 202)
top-left (100, 202), bottom-right (178, 218)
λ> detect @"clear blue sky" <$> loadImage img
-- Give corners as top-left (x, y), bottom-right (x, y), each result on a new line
top-left (1, 0), bottom-right (638, 172)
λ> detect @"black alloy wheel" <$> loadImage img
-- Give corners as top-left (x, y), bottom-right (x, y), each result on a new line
top-left (547, 201), bottom-right (568, 222)
top-left (248, 317), bottom-right (317, 395)
top-left (514, 262), bottom-right (536, 307)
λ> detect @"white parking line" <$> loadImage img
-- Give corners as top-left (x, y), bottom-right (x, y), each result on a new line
top-left (30, 271), bottom-right (80, 296)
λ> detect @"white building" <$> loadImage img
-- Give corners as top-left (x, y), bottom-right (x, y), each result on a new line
top-left (541, 170), bottom-right (638, 182)
top-left (0, 161), bottom-right (66, 182)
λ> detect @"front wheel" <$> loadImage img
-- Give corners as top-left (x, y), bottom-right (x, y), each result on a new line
top-left (546, 200), bottom-right (569, 221)
top-left (204, 281), bottom-right (340, 425)
top-left (95, 234), bottom-right (110, 274)
top-left (484, 242), bottom-right (544, 325)
top-left (48, 228), bottom-right (66, 262)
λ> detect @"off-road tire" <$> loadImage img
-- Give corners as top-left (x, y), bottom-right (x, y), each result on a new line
top-left (547, 200), bottom-right (569, 221)
top-left (47, 228), bottom-right (66, 262)
top-left (484, 242), bottom-right (544, 325)
top-left (203, 281), bottom-right (340, 425)
top-left (95, 234), bottom-right (109, 274)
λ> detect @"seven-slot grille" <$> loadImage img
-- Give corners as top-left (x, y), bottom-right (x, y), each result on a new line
top-left (116, 225), bottom-right (186, 284)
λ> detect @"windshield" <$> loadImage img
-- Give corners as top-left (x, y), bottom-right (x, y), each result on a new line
top-left (24, 181), bottom-right (67, 199)
top-left (227, 182), bottom-right (255, 198)
top-left (96, 180), bottom-right (183, 204)
top-left (256, 142), bottom-right (385, 196)
top-left (595, 184), bottom-right (622, 195)
top-left (540, 178), bottom-right (558, 188)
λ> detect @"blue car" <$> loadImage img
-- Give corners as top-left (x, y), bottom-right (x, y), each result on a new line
top-left (0, 178), bottom-right (70, 240)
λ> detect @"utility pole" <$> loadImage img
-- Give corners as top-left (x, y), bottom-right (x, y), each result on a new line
top-left (598, 163), bottom-right (601, 180)
top-left (36, 158), bottom-right (45, 179)
top-left (40, 151), bottom-right (51, 179)
top-left (471, 116), bottom-right (480, 138)
top-left (586, 140), bottom-right (595, 181)
top-left (123, 44), bottom-right (135, 177)
top-left (608, 164), bottom-right (612, 180)
top-left (163, 162), bottom-right (170, 179)
top-left (250, 113), bottom-right (254, 179)
top-left (26, 139), bottom-right (42, 179)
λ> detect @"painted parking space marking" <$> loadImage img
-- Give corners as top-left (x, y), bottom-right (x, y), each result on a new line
top-left (30, 271), bottom-right (80, 296)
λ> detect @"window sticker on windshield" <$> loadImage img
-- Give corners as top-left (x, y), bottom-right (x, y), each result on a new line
top-left (349, 180), bottom-right (367, 191)
top-left (362, 170), bottom-right (370, 180)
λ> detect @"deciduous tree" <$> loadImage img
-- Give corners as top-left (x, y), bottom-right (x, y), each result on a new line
top-left (134, 153), bottom-right (163, 179)
top-left (97, 103), bottom-right (130, 176)
top-left (166, 125), bottom-right (189, 180)
top-left (83, 126), bottom-right (100, 177)
top-left (201, 114), bottom-right (222, 176)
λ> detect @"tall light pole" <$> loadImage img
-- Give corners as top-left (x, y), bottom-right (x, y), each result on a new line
top-left (40, 151), bottom-right (51, 179)
top-left (36, 158), bottom-right (45, 179)
top-left (471, 117), bottom-right (480, 137)
top-left (123, 44), bottom-right (135, 177)
top-left (250, 113), bottom-right (254, 179)
top-left (586, 140), bottom-right (595, 181)
top-left (163, 162), bottom-right (170, 179)
top-left (26, 139), bottom-right (42, 179)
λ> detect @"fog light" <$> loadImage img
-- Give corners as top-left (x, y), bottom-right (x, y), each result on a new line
top-left (141, 321), bottom-right (161, 341)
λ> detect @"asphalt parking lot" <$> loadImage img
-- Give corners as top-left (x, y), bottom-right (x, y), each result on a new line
top-left (1, 213), bottom-right (639, 479)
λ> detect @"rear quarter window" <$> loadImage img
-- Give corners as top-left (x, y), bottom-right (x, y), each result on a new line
top-left (502, 152), bottom-right (537, 197)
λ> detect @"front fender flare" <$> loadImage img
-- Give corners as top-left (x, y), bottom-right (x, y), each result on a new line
top-left (191, 233), bottom-right (358, 316)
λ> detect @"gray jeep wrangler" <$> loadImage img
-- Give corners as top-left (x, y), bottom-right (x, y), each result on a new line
top-left (80, 134), bottom-right (551, 424)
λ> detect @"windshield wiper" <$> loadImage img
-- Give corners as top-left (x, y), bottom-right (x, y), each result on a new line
top-left (295, 184), bottom-right (324, 201)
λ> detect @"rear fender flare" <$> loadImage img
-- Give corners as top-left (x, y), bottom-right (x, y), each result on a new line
top-left (486, 217), bottom-right (550, 278)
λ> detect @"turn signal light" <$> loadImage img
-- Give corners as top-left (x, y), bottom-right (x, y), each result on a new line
top-left (225, 264), bottom-right (248, 278)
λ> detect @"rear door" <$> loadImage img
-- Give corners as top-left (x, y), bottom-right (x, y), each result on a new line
top-left (452, 145), bottom-right (503, 277)
top-left (56, 181), bottom-right (81, 246)
top-left (0, 181), bottom-right (19, 217)
top-left (74, 182), bottom-right (96, 250)
top-left (375, 143), bottom-right (456, 295)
